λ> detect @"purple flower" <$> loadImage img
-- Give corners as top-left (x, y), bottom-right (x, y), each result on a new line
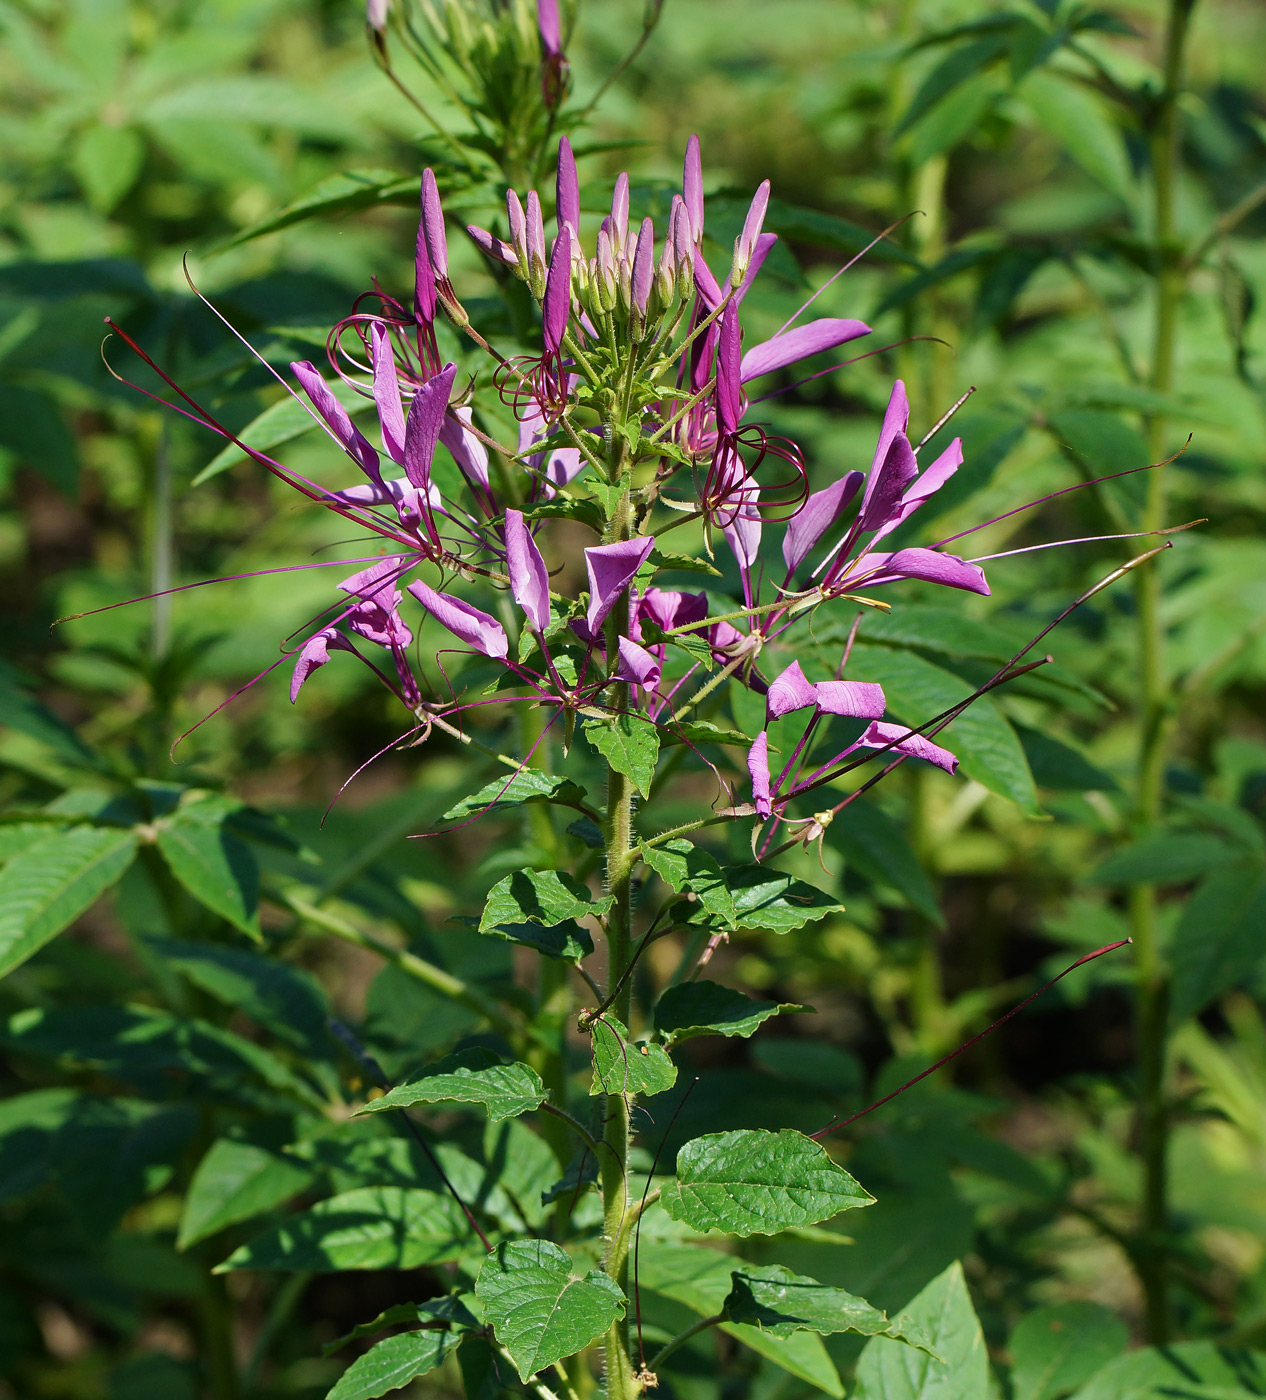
top-left (518, 402), bottom-right (583, 498)
top-left (731, 180), bottom-right (770, 285)
top-left (852, 547), bottom-right (989, 596)
top-left (543, 222), bottom-right (572, 359)
top-left (740, 318), bottom-right (871, 384)
top-left (291, 628), bottom-right (350, 702)
top-left (856, 721), bottom-right (958, 774)
top-left (683, 135), bottom-right (704, 244)
top-left (505, 509), bottom-right (551, 634)
top-left (371, 323), bottom-right (407, 464)
top-left (556, 137), bottom-right (579, 237)
top-left (766, 661), bottom-right (817, 721)
top-left (420, 169), bottom-right (449, 283)
top-left (616, 637), bottom-right (661, 694)
top-left (584, 536), bottom-right (655, 635)
top-left (291, 360), bottom-right (382, 487)
top-left (407, 578), bottom-right (508, 659)
top-left (783, 472), bottom-right (863, 574)
top-left (537, 0), bottom-right (561, 56)
top-left (748, 731), bottom-right (772, 817)
top-left (814, 680), bottom-right (886, 718)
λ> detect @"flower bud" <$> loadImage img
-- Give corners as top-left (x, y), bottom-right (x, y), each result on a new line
top-left (594, 228), bottom-right (618, 313)
top-left (656, 233), bottom-right (676, 306)
top-left (631, 217), bottom-right (654, 318)
top-left (525, 189), bottom-right (547, 297)
top-left (610, 173), bottom-right (629, 254)
top-left (366, 0), bottom-right (390, 31)
top-left (507, 189), bottom-right (528, 273)
top-left (729, 179), bottom-right (769, 288)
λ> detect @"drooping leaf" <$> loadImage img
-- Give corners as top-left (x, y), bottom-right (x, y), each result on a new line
top-left (156, 799), bottom-right (261, 937)
top-left (193, 377), bottom-right (368, 486)
top-left (583, 712), bottom-right (660, 798)
top-left (0, 826), bottom-right (138, 979)
top-left (683, 865), bottom-right (845, 936)
top-left (442, 771), bottom-right (589, 822)
top-left (660, 1129), bottom-right (873, 1236)
top-left (475, 1240), bottom-right (625, 1381)
top-left (825, 799), bottom-right (943, 924)
top-left (661, 720), bottom-right (753, 749)
top-left (1022, 71), bottom-right (1134, 202)
top-left (854, 1261), bottom-right (988, 1400)
top-left (325, 1297), bottom-right (477, 1357)
top-left (326, 1327), bottom-right (463, 1400)
top-left (1087, 834), bottom-right (1249, 886)
top-left (724, 1264), bottom-right (932, 1351)
top-left (1009, 1302), bottom-right (1128, 1400)
top-left (217, 1187), bottom-right (476, 1272)
top-left (146, 937), bottom-right (329, 1054)
top-left (588, 1014), bottom-right (677, 1097)
top-left (481, 919), bottom-right (594, 962)
top-left (654, 981), bottom-right (809, 1044)
top-left (1170, 869), bottom-right (1266, 1024)
top-left (896, 33), bottom-right (1012, 135)
top-left (178, 1138), bottom-right (315, 1250)
top-left (357, 1048), bottom-right (547, 1123)
top-left (639, 839), bottom-right (737, 928)
top-left (479, 868), bottom-right (613, 931)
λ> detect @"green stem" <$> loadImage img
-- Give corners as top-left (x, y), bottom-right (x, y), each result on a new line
top-left (200, 1271), bottom-right (240, 1400)
top-left (647, 1314), bottom-right (725, 1373)
top-left (1131, 0), bottom-right (1197, 1345)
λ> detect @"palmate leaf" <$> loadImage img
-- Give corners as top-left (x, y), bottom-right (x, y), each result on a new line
top-left (0, 825), bottom-right (138, 979)
top-left (475, 1240), bottom-right (625, 1381)
top-left (178, 1138), bottom-right (314, 1250)
top-left (357, 1047), bottom-right (547, 1124)
top-left (0, 659), bottom-right (103, 768)
top-left (217, 1187), bottom-right (476, 1273)
top-left (479, 868), bottom-right (613, 931)
top-left (583, 712), bottom-right (660, 798)
top-left (854, 1262), bottom-right (987, 1400)
top-left (724, 1264), bottom-right (933, 1351)
top-left (682, 865), bottom-right (844, 936)
top-left (155, 797), bottom-right (261, 937)
top-left (654, 981), bottom-right (810, 1045)
top-left (442, 770), bottom-right (589, 822)
top-left (660, 1129), bottom-right (873, 1237)
top-left (587, 1015), bottom-right (677, 1097)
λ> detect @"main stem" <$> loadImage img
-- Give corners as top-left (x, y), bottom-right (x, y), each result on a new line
top-left (1131, 0), bottom-right (1197, 1344)
top-left (599, 441), bottom-right (639, 1400)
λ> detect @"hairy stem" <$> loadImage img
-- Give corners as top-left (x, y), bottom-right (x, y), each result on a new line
top-left (1131, 0), bottom-right (1198, 1344)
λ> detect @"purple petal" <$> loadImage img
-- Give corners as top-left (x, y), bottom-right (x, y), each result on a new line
top-left (403, 363), bottom-right (457, 491)
top-left (782, 471), bottom-right (863, 573)
top-left (766, 661), bottom-right (817, 721)
top-left (584, 536), bottom-right (655, 635)
top-left (637, 588), bottom-right (707, 636)
top-left (291, 629), bottom-right (340, 702)
top-left (632, 217), bottom-right (654, 315)
top-left (740, 318), bottom-right (872, 383)
top-left (556, 136), bottom-right (579, 236)
top-left (291, 360), bottom-right (381, 486)
top-left (371, 323), bottom-right (406, 464)
top-left (858, 380), bottom-right (909, 521)
top-left (438, 406), bottom-right (490, 492)
top-left (414, 212), bottom-right (436, 324)
top-left (346, 599), bottom-right (412, 650)
top-left (467, 224), bottom-right (518, 267)
top-left (748, 730), bottom-right (772, 817)
top-left (536, 0), bottom-right (561, 55)
top-left (543, 222), bottom-right (571, 355)
top-left (526, 189), bottom-right (546, 273)
top-left (858, 721), bottom-right (958, 774)
top-left (735, 180), bottom-right (770, 271)
top-left (814, 680), bottom-right (885, 718)
top-left (617, 636), bottom-right (661, 694)
top-left (857, 432), bottom-right (918, 535)
top-left (870, 436), bottom-right (964, 544)
top-left (407, 578), bottom-right (508, 659)
top-left (338, 555), bottom-right (406, 604)
top-left (420, 169), bottom-right (448, 280)
top-left (505, 508), bottom-right (551, 633)
top-left (715, 301), bottom-right (742, 435)
top-left (683, 135), bottom-right (704, 244)
top-left (733, 232), bottom-right (778, 308)
top-left (543, 445), bottom-right (583, 495)
top-left (857, 546), bottom-right (990, 596)
top-left (611, 173), bottom-right (629, 250)
top-left (722, 498), bottom-right (762, 580)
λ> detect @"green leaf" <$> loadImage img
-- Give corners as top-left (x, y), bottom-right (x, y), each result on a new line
top-left (357, 1048), bottom-right (547, 1124)
top-left (1170, 870), bottom-right (1266, 1024)
top-left (0, 826), bottom-right (138, 979)
top-left (762, 196), bottom-right (919, 266)
top-left (178, 1138), bottom-right (314, 1250)
top-left (906, 73), bottom-right (995, 166)
top-left (583, 712), bottom-right (660, 798)
top-left (724, 1264), bottom-right (931, 1350)
top-left (325, 1297), bottom-right (477, 1357)
top-left (192, 377), bottom-right (368, 486)
top-left (660, 1129), bottom-right (873, 1237)
top-left (588, 1015), bottom-right (677, 1097)
top-left (847, 643), bottom-right (1039, 814)
top-left (647, 547), bottom-right (721, 576)
top-left (1016, 727), bottom-right (1118, 792)
top-left (146, 937), bottom-right (329, 1054)
top-left (442, 771), bottom-right (589, 822)
top-left (479, 868), bottom-right (612, 932)
top-left (847, 607), bottom-right (1014, 665)
top-left (1087, 834), bottom-right (1248, 886)
top-left (1009, 1302), bottom-right (1128, 1400)
top-left (1046, 408), bottom-right (1149, 520)
top-left (825, 799), bottom-right (943, 924)
top-left (1067, 1341), bottom-right (1266, 1399)
top-left (661, 720), bottom-right (752, 749)
top-left (1021, 71), bottom-right (1134, 202)
top-left (897, 34), bottom-right (1012, 135)
top-left (639, 619), bottom-right (716, 670)
top-left (638, 1241), bottom-right (844, 1396)
top-left (0, 388), bottom-right (80, 497)
top-left (156, 800), bottom-right (261, 937)
top-left (639, 839), bottom-right (737, 928)
top-left (854, 1261), bottom-right (988, 1400)
top-left (683, 864), bottom-right (844, 936)
top-left (482, 919), bottom-right (594, 962)
top-left (217, 1187), bottom-right (477, 1273)
top-left (654, 981), bottom-right (809, 1044)
top-left (475, 1240), bottom-right (625, 1381)
top-left (217, 168), bottom-right (418, 250)
top-left (327, 1328), bottom-right (462, 1400)
top-left (0, 1088), bottom-right (80, 1204)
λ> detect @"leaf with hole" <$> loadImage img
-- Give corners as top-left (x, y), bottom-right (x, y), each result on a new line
top-left (357, 1048), bottom-right (547, 1123)
top-left (588, 1015), bottom-right (677, 1097)
top-left (661, 1129), bottom-right (873, 1236)
top-left (475, 1240), bottom-right (625, 1381)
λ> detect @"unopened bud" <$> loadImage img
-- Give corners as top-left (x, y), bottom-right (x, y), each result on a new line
top-left (729, 179), bottom-right (769, 289)
top-left (366, 0), bottom-right (390, 31)
top-left (631, 217), bottom-right (654, 319)
top-left (616, 253), bottom-right (633, 318)
top-left (610, 173), bottom-right (629, 254)
top-left (594, 229), bottom-right (618, 313)
top-left (526, 189), bottom-right (547, 297)
top-left (656, 235), bottom-right (676, 306)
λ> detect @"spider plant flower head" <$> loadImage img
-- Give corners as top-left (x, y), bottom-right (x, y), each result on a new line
top-left (291, 360), bottom-right (383, 490)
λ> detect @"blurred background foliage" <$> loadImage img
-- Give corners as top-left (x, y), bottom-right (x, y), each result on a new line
top-left (1, 0), bottom-right (1266, 1398)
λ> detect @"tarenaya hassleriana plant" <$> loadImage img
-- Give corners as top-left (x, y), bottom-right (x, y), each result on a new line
top-left (103, 132), bottom-right (1163, 1400)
